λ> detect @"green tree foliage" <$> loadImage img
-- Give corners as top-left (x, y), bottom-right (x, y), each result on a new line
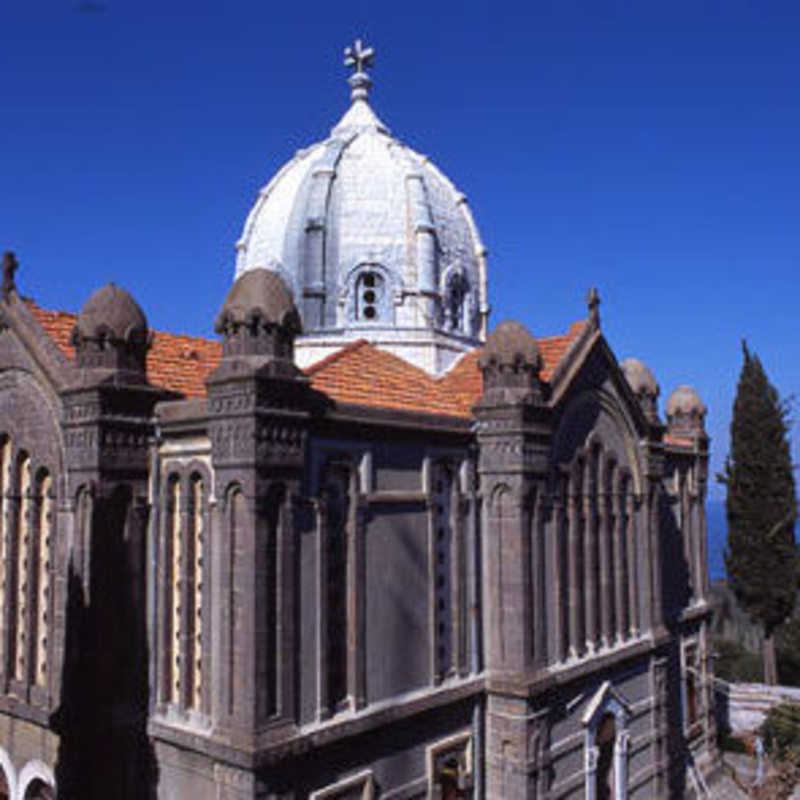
top-left (722, 342), bottom-right (798, 684)
top-left (762, 701), bottom-right (800, 758)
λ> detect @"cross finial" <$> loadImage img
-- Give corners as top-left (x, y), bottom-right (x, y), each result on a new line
top-left (587, 287), bottom-right (601, 329)
top-left (2, 252), bottom-right (18, 302)
top-left (344, 38), bottom-right (375, 102)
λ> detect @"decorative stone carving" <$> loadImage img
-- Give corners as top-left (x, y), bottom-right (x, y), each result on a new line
top-left (70, 283), bottom-right (150, 380)
top-left (2, 251), bottom-right (18, 302)
top-left (666, 384), bottom-right (706, 437)
top-left (620, 357), bottom-right (660, 423)
top-left (215, 268), bottom-right (301, 363)
top-left (478, 320), bottom-right (543, 404)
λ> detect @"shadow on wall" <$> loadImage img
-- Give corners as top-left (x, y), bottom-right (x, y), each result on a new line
top-left (658, 490), bottom-right (691, 799)
top-left (659, 490), bottom-right (691, 626)
top-left (50, 485), bottom-right (158, 799)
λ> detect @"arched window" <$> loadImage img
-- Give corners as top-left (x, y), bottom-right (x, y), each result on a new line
top-left (0, 436), bottom-right (11, 674)
top-left (355, 270), bottom-right (385, 321)
top-left (442, 268), bottom-right (470, 333)
top-left (595, 713), bottom-right (616, 800)
top-left (428, 732), bottom-right (473, 800)
top-left (187, 474), bottom-right (204, 711)
top-left (582, 681), bottom-right (631, 800)
top-left (22, 779), bottom-right (54, 800)
top-left (161, 470), bottom-right (208, 714)
top-left (13, 452), bottom-right (31, 683)
top-left (163, 474), bottom-right (182, 706)
top-left (33, 471), bottom-right (52, 688)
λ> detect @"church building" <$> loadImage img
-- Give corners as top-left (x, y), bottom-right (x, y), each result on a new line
top-left (0, 41), bottom-right (716, 799)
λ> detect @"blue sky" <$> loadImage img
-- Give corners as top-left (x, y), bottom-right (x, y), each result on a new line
top-left (2, 1), bottom-right (799, 500)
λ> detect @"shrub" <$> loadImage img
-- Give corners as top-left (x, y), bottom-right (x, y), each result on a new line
top-left (713, 638), bottom-right (764, 683)
top-left (762, 701), bottom-right (800, 758)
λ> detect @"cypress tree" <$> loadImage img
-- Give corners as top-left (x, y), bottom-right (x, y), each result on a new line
top-left (723, 341), bottom-right (798, 685)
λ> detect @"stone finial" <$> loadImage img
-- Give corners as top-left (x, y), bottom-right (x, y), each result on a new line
top-left (666, 384), bottom-right (706, 437)
top-left (2, 251), bottom-right (18, 302)
top-left (71, 283), bottom-right (150, 379)
top-left (215, 268), bottom-right (301, 363)
top-left (620, 358), bottom-right (660, 423)
top-left (344, 38), bottom-right (375, 102)
top-left (478, 320), bottom-right (543, 403)
top-left (587, 287), bottom-right (600, 330)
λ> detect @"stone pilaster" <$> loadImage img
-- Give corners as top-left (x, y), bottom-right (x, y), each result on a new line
top-left (206, 360), bottom-right (309, 747)
top-left (475, 321), bottom-right (554, 800)
top-left (206, 270), bottom-right (310, 795)
top-left (59, 345), bottom-right (175, 800)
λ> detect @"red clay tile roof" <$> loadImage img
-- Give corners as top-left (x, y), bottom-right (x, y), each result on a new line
top-left (25, 300), bottom-right (585, 417)
top-left (663, 434), bottom-right (695, 449)
top-left (27, 301), bottom-right (223, 399)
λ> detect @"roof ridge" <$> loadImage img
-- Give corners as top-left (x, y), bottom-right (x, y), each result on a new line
top-left (151, 329), bottom-right (219, 345)
top-left (304, 338), bottom-right (371, 376)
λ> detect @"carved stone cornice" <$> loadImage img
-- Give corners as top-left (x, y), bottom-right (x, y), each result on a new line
top-left (61, 383), bottom-right (175, 477)
top-left (206, 361), bottom-right (312, 475)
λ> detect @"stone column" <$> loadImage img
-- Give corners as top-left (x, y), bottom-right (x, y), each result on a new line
top-left (625, 491), bottom-right (639, 638)
top-left (598, 470), bottom-right (613, 650)
top-left (207, 272), bottom-right (309, 791)
top-left (583, 459), bottom-right (598, 654)
top-left (612, 476), bottom-right (627, 644)
top-left (567, 484), bottom-right (582, 660)
top-left (550, 481), bottom-right (567, 664)
top-left (531, 491), bottom-right (547, 670)
top-left (406, 172), bottom-right (439, 325)
top-left (475, 321), bottom-right (553, 800)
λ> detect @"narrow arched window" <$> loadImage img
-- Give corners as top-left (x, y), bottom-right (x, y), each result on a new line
top-left (0, 436), bottom-right (11, 673)
top-left (186, 474), bottom-right (204, 711)
top-left (163, 474), bottom-right (182, 706)
top-left (443, 269), bottom-right (469, 333)
top-left (13, 453), bottom-right (31, 683)
top-left (33, 471), bottom-right (51, 688)
top-left (355, 270), bottom-right (385, 321)
top-left (595, 713), bottom-right (616, 800)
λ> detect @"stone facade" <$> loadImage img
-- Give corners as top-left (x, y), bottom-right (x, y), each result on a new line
top-left (0, 43), bottom-right (717, 800)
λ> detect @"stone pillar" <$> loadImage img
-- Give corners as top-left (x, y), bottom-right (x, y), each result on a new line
top-left (60, 308), bottom-right (175, 800)
top-left (567, 484), bottom-right (582, 660)
top-left (407, 174), bottom-right (438, 297)
top-left (550, 481), bottom-right (567, 664)
top-left (598, 472), bottom-right (613, 650)
top-left (207, 270), bottom-right (310, 796)
top-left (486, 695), bottom-right (550, 800)
top-left (583, 458), bottom-right (598, 654)
top-left (531, 491), bottom-right (547, 671)
top-left (207, 362), bottom-right (309, 743)
top-left (612, 476), bottom-right (626, 644)
top-left (625, 491), bottom-right (639, 638)
top-left (475, 321), bottom-right (553, 800)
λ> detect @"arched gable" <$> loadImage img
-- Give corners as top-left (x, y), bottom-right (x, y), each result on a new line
top-left (552, 388), bottom-right (642, 496)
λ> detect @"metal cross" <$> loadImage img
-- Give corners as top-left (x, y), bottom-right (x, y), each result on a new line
top-left (344, 39), bottom-right (374, 75)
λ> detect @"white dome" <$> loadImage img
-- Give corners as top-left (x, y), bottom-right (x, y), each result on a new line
top-left (234, 48), bottom-right (488, 374)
